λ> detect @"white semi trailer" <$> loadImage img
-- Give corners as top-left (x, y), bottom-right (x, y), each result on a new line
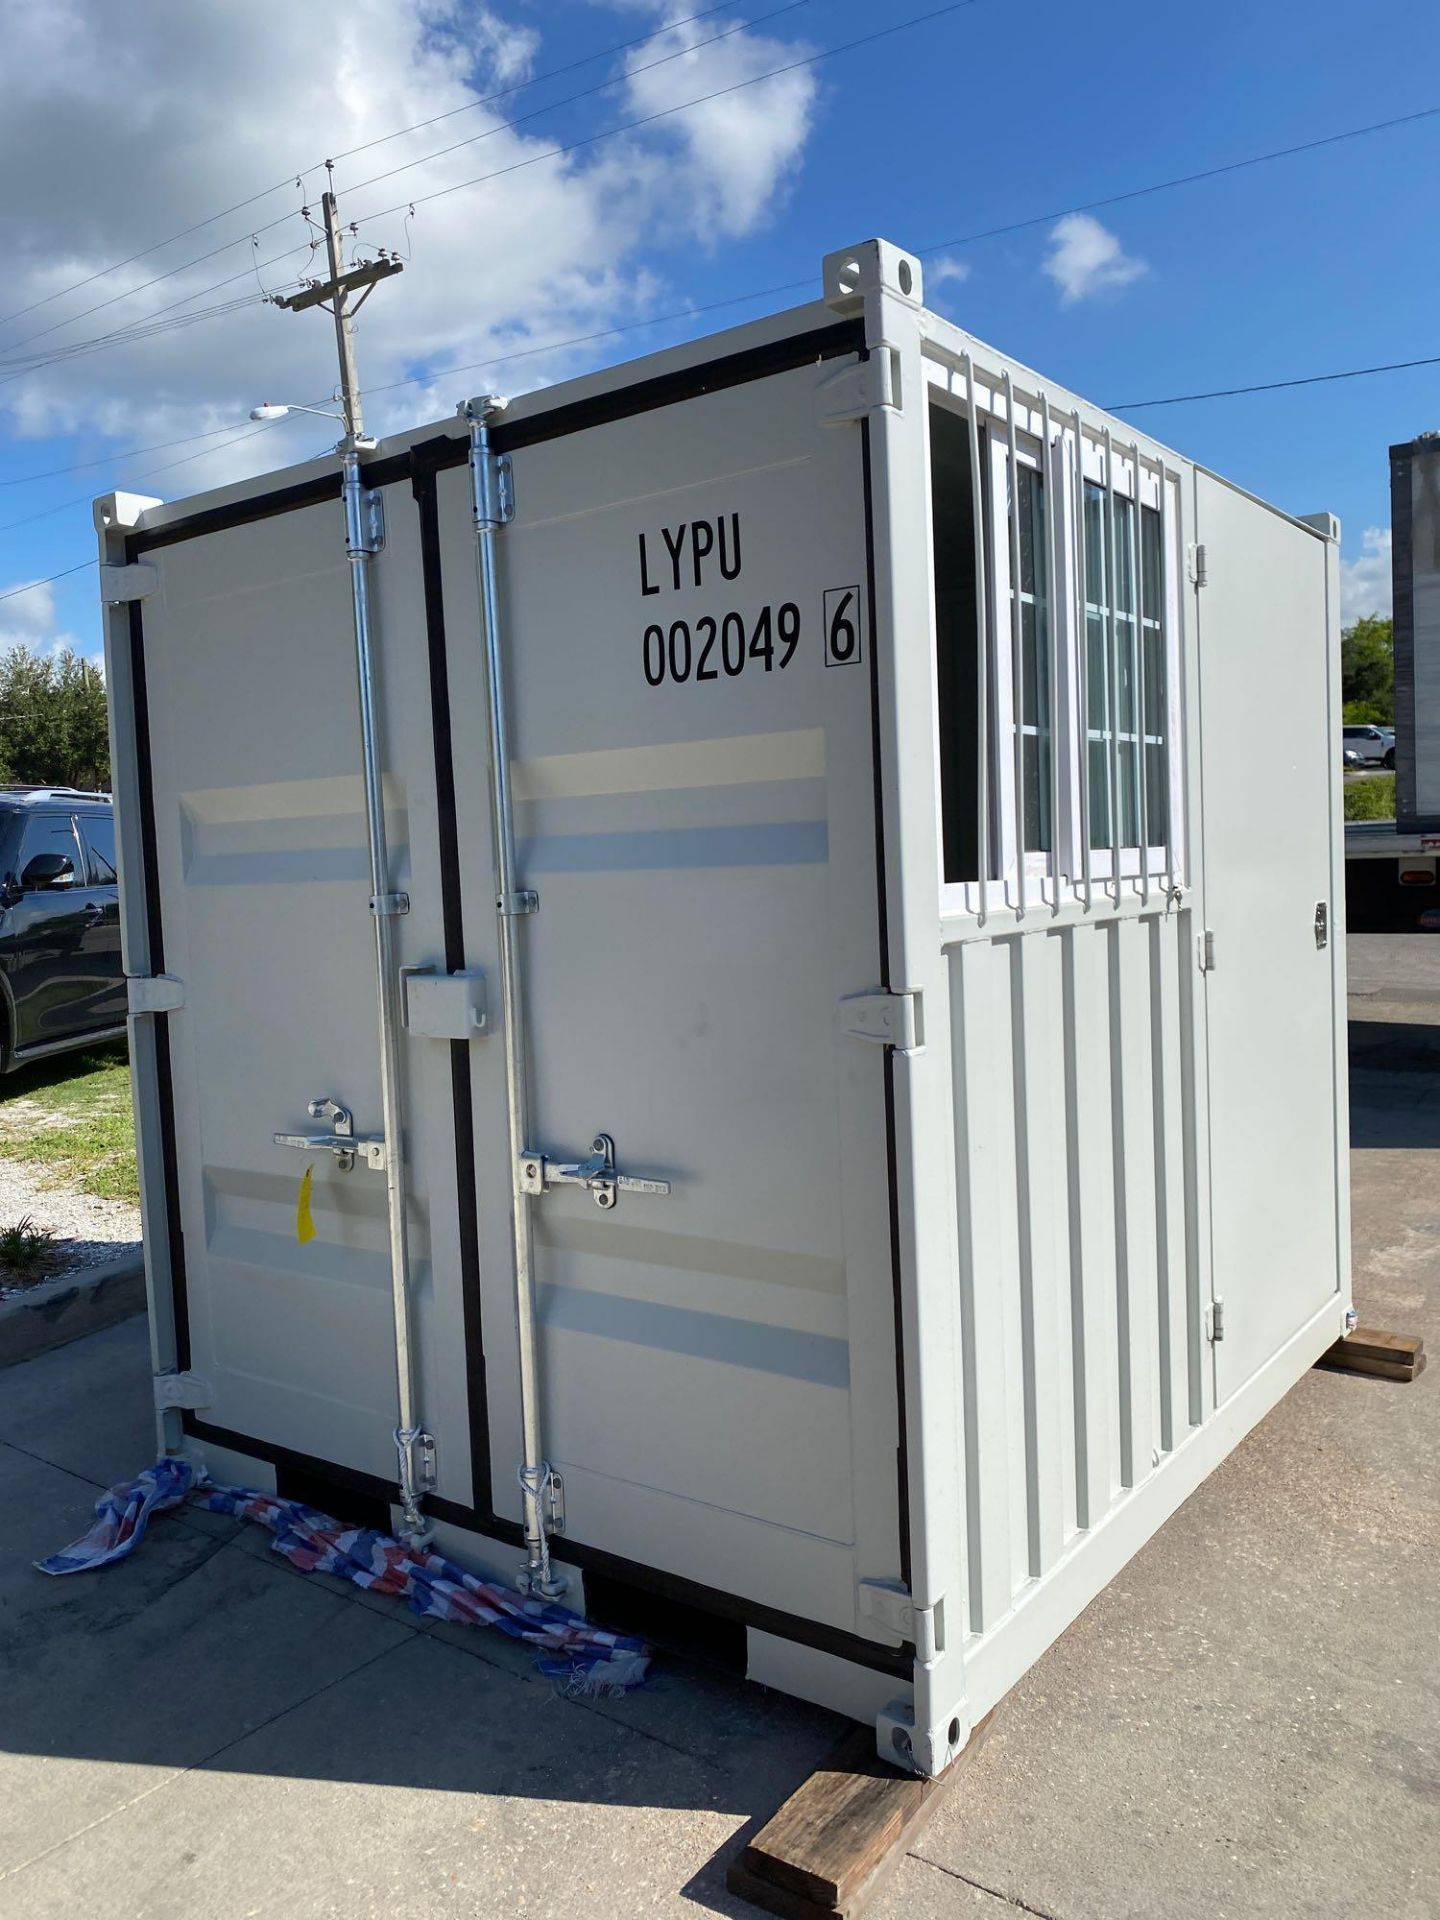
top-left (1345, 431), bottom-right (1440, 930)
top-left (98, 239), bottom-right (1350, 1776)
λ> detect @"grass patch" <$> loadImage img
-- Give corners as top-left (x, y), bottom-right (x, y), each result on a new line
top-left (0, 1214), bottom-right (61, 1289)
top-left (0, 1046), bottom-right (136, 1202)
top-left (1344, 773), bottom-right (1396, 822)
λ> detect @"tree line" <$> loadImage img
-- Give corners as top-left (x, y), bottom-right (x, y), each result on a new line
top-left (0, 643), bottom-right (109, 791)
top-left (1342, 615), bottom-right (1394, 726)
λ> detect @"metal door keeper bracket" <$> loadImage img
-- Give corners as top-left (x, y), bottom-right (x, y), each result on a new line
top-left (275, 1097), bottom-right (387, 1173)
top-left (401, 965), bottom-right (488, 1039)
top-left (518, 1132), bottom-right (672, 1211)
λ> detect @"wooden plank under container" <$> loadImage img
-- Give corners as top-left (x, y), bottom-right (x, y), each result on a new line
top-left (1315, 1327), bottom-right (1426, 1384)
top-left (728, 1711), bottom-right (997, 1920)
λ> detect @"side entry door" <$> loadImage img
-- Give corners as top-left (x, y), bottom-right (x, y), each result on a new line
top-left (1194, 471), bottom-right (1344, 1398)
top-left (453, 346), bottom-right (906, 1640)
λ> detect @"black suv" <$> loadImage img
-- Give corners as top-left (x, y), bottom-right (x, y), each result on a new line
top-left (0, 790), bottom-right (125, 1070)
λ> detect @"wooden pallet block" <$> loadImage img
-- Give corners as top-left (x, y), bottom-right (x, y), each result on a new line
top-left (728, 1710), bottom-right (997, 1920)
top-left (1315, 1326), bottom-right (1426, 1384)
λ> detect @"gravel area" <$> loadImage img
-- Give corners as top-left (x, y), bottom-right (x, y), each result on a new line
top-left (0, 1150), bottom-right (140, 1289)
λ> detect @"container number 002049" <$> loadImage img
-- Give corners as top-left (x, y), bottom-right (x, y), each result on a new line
top-left (640, 588), bottom-right (863, 687)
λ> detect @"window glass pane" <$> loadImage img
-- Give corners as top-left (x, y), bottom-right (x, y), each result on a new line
top-left (1086, 610), bottom-right (1108, 730)
top-left (1143, 624), bottom-right (1165, 738)
top-left (1088, 740), bottom-right (1112, 850)
top-left (1141, 503), bottom-right (1161, 611)
top-left (17, 815), bottom-right (81, 886)
top-left (1112, 495), bottom-right (1135, 618)
top-left (1084, 482), bottom-right (1106, 596)
top-left (1118, 747), bottom-right (1140, 848)
top-left (1117, 615), bottom-right (1138, 737)
top-left (1014, 461), bottom-right (1051, 854)
top-left (930, 405), bottom-right (985, 883)
top-left (1023, 735), bottom-right (1050, 853)
top-left (83, 813), bottom-right (117, 884)
top-left (1145, 744), bottom-right (1169, 847)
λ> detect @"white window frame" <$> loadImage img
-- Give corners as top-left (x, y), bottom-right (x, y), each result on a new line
top-left (927, 365), bottom-right (1186, 923)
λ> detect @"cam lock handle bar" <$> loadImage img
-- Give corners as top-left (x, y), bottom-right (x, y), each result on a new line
top-left (275, 1097), bottom-right (386, 1173)
top-left (517, 1132), bottom-right (671, 1211)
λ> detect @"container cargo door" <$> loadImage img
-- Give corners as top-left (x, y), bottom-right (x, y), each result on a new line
top-left (448, 341), bottom-right (904, 1638)
top-left (121, 484), bottom-right (477, 1495)
top-left (1194, 471), bottom-right (1343, 1399)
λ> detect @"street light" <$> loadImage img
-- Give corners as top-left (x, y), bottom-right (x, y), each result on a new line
top-left (248, 402), bottom-right (375, 450)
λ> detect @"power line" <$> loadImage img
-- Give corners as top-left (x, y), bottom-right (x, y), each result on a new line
top-left (338, 0), bottom-right (816, 205)
top-left (5, 0), bottom-right (944, 362)
top-left (1109, 351), bottom-right (1440, 411)
top-left (0, 0), bottom-right (956, 376)
top-left (351, 1), bottom-right (982, 230)
top-left (925, 99), bottom-right (1440, 253)
top-left (0, 422), bottom-right (283, 535)
top-left (0, 296), bottom-right (264, 378)
top-left (7, 53), bottom-right (1439, 392)
top-left (0, 416), bottom-right (290, 488)
top-left (0, 560), bottom-right (95, 605)
top-left (0, 0), bottom-right (769, 338)
top-left (7, 340), bottom-right (1439, 607)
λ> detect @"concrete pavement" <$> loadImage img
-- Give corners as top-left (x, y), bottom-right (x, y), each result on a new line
top-left (1, 934), bottom-right (1436, 1918)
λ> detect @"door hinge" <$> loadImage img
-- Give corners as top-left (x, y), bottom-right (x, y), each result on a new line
top-left (99, 562), bottom-right (159, 604)
top-left (127, 973), bottom-right (185, 1016)
top-left (154, 1370), bottom-right (212, 1411)
top-left (839, 987), bottom-right (922, 1051)
top-left (1314, 901), bottom-right (1329, 949)
top-left (858, 1578), bottom-right (943, 1662)
top-left (1205, 1298), bottom-right (1225, 1343)
top-left (1197, 930), bottom-right (1216, 973)
top-left (816, 349), bottom-right (899, 424)
top-left (1187, 543), bottom-right (1207, 587)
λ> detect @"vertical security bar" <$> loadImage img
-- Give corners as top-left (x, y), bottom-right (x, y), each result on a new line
top-left (1041, 391), bottom-right (1061, 914)
top-left (1073, 411), bottom-right (1093, 913)
top-left (1130, 442), bottom-right (1149, 909)
top-left (341, 448), bottom-right (432, 1546)
top-left (1103, 429), bottom-right (1122, 905)
top-left (965, 355), bottom-right (989, 925)
top-left (1158, 466), bottom-right (1175, 899)
top-left (1003, 371), bottom-right (1026, 918)
top-left (463, 395), bottom-right (567, 1601)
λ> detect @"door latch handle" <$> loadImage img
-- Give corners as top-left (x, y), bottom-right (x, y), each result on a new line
top-left (274, 1096), bottom-right (387, 1173)
top-left (517, 1132), bottom-right (671, 1211)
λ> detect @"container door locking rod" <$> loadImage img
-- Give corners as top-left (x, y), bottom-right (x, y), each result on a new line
top-left (266, 181), bottom-right (433, 1547)
top-left (463, 393), bottom-right (568, 1601)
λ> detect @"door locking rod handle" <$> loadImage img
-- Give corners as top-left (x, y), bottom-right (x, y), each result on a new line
top-left (274, 1096), bottom-right (387, 1173)
top-left (516, 1132), bottom-right (671, 1211)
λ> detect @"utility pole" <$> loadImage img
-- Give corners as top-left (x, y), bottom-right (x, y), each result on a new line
top-left (271, 186), bottom-right (402, 446)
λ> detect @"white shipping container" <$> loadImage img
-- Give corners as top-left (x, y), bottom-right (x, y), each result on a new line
top-left (98, 239), bottom-right (1350, 1776)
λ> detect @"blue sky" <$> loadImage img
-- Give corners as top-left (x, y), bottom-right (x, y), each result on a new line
top-left (2, 0), bottom-right (1437, 655)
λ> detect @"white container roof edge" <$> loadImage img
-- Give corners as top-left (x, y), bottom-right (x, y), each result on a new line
top-left (98, 236), bottom-right (1327, 546)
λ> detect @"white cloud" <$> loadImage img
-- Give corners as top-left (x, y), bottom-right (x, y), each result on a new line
top-left (0, 577), bottom-right (84, 657)
top-left (619, 10), bottom-right (817, 239)
top-left (1042, 213), bottom-right (1146, 306)
top-left (926, 255), bottom-right (971, 288)
top-left (0, 0), bottom-right (822, 498)
top-left (1340, 525), bottom-right (1392, 624)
